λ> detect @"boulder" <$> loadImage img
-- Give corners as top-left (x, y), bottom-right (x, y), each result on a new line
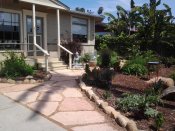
top-left (126, 120), bottom-right (138, 131)
top-left (103, 106), bottom-right (115, 115)
top-left (1, 78), bottom-right (7, 83)
top-left (95, 99), bottom-right (104, 106)
top-left (25, 75), bottom-right (33, 80)
top-left (7, 79), bottom-right (16, 84)
top-left (116, 115), bottom-right (129, 127)
top-left (23, 79), bottom-right (30, 84)
top-left (100, 102), bottom-right (108, 109)
top-left (111, 110), bottom-right (121, 119)
top-left (161, 86), bottom-right (175, 101)
top-left (30, 79), bottom-right (36, 84)
top-left (146, 77), bottom-right (174, 87)
top-left (16, 81), bottom-right (23, 84)
top-left (91, 94), bottom-right (99, 102)
top-left (87, 90), bottom-right (94, 99)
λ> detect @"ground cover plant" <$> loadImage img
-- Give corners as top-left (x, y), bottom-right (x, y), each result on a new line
top-left (0, 51), bottom-right (34, 79)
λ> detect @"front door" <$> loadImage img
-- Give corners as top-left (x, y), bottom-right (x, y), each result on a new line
top-left (26, 16), bottom-right (44, 56)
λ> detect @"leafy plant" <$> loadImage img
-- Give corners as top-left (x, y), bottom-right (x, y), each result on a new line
top-left (97, 48), bottom-right (111, 68)
top-left (0, 51), bottom-right (34, 79)
top-left (97, 48), bottom-right (119, 68)
top-left (144, 107), bottom-right (159, 118)
top-left (161, 57), bottom-right (175, 67)
top-left (117, 93), bottom-right (146, 112)
top-left (85, 64), bottom-right (91, 76)
top-left (155, 113), bottom-right (164, 130)
top-left (80, 53), bottom-right (91, 63)
top-left (122, 63), bottom-right (148, 76)
top-left (103, 91), bottom-right (111, 100)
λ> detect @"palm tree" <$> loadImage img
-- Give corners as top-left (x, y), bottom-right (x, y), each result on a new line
top-left (132, 0), bottom-right (175, 55)
top-left (104, 4), bottom-right (136, 35)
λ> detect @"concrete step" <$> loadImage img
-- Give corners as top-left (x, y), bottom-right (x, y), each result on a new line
top-left (38, 62), bottom-right (68, 68)
top-left (39, 64), bottom-right (68, 70)
top-left (36, 58), bottom-right (60, 63)
top-left (36, 57), bottom-right (68, 70)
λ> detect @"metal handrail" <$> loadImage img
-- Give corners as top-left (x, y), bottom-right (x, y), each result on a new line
top-left (58, 44), bottom-right (73, 69)
top-left (59, 44), bottom-right (73, 55)
top-left (0, 42), bottom-right (50, 72)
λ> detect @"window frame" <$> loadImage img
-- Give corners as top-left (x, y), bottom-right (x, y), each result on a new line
top-left (0, 8), bottom-right (22, 50)
top-left (71, 16), bottom-right (89, 43)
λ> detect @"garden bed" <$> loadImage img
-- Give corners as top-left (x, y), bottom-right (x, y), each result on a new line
top-left (92, 86), bottom-right (175, 131)
top-left (0, 70), bottom-right (51, 84)
top-left (89, 66), bottom-right (175, 131)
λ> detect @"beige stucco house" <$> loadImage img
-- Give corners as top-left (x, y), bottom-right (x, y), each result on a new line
top-left (0, 0), bottom-right (102, 70)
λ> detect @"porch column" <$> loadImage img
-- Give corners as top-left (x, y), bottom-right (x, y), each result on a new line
top-left (32, 4), bottom-right (37, 58)
top-left (57, 9), bottom-right (61, 59)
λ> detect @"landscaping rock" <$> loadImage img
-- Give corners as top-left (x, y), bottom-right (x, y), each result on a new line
top-left (100, 102), bottom-right (108, 109)
top-left (30, 79), bottom-right (36, 84)
top-left (161, 86), bottom-right (175, 101)
top-left (16, 81), bottom-right (23, 84)
top-left (82, 86), bottom-right (92, 92)
top-left (95, 99), bottom-right (104, 106)
top-left (103, 106), bottom-right (115, 115)
top-left (1, 78), bottom-right (7, 83)
top-left (25, 75), bottom-right (33, 79)
top-left (91, 94), bottom-right (99, 102)
top-left (87, 90), bottom-right (94, 99)
top-left (146, 77), bottom-right (174, 87)
top-left (37, 79), bottom-right (44, 83)
top-left (23, 79), bottom-right (30, 84)
top-left (116, 115), bottom-right (129, 127)
top-left (7, 79), bottom-right (16, 84)
top-left (111, 110), bottom-right (121, 119)
top-left (126, 120), bottom-right (138, 131)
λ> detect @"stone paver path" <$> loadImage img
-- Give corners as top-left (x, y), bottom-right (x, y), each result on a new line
top-left (0, 69), bottom-right (124, 131)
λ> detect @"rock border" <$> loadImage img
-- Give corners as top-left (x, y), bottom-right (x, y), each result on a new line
top-left (78, 78), bottom-right (138, 131)
top-left (0, 73), bottom-right (52, 84)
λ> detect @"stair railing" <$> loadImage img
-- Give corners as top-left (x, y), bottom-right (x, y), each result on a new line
top-left (34, 43), bottom-right (50, 72)
top-left (58, 44), bottom-right (73, 69)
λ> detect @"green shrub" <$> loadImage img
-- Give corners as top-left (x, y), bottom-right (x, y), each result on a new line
top-left (97, 48), bottom-right (111, 68)
top-left (0, 51), bottom-right (34, 79)
top-left (155, 113), bottom-right (164, 130)
top-left (144, 107), bottom-right (159, 118)
top-left (161, 57), bottom-right (175, 67)
top-left (80, 53), bottom-right (91, 63)
top-left (118, 92), bottom-right (161, 115)
top-left (141, 50), bottom-right (159, 63)
top-left (97, 48), bottom-right (119, 68)
top-left (102, 91), bottom-right (111, 100)
top-left (117, 93), bottom-right (146, 112)
top-left (85, 64), bottom-right (91, 75)
top-left (122, 63), bottom-right (148, 76)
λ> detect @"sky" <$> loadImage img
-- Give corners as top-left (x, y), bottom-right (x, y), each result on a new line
top-left (60, 0), bottom-right (175, 17)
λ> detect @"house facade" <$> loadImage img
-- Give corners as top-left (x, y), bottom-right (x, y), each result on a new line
top-left (0, 0), bottom-right (102, 70)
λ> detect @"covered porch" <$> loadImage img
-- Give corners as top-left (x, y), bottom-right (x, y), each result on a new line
top-left (0, 0), bottom-right (73, 71)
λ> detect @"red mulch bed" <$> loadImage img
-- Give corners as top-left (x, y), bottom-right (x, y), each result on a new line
top-left (91, 66), bottom-right (175, 131)
top-left (112, 74), bottom-right (148, 92)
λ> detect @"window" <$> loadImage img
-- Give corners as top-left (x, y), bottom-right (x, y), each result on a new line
top-left (0, 11), bottom-right (20, 49)
top-left (72, 17), bottom-right (88, 43)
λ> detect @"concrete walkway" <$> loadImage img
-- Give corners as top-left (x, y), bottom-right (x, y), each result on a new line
top-left (0, 95), bottom-right (67, 131)
top-left (0, 70), bottom-right (124, 131)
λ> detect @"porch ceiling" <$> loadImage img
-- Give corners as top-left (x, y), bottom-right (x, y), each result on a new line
top-left (19, 0), bottom-right (67, 10)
